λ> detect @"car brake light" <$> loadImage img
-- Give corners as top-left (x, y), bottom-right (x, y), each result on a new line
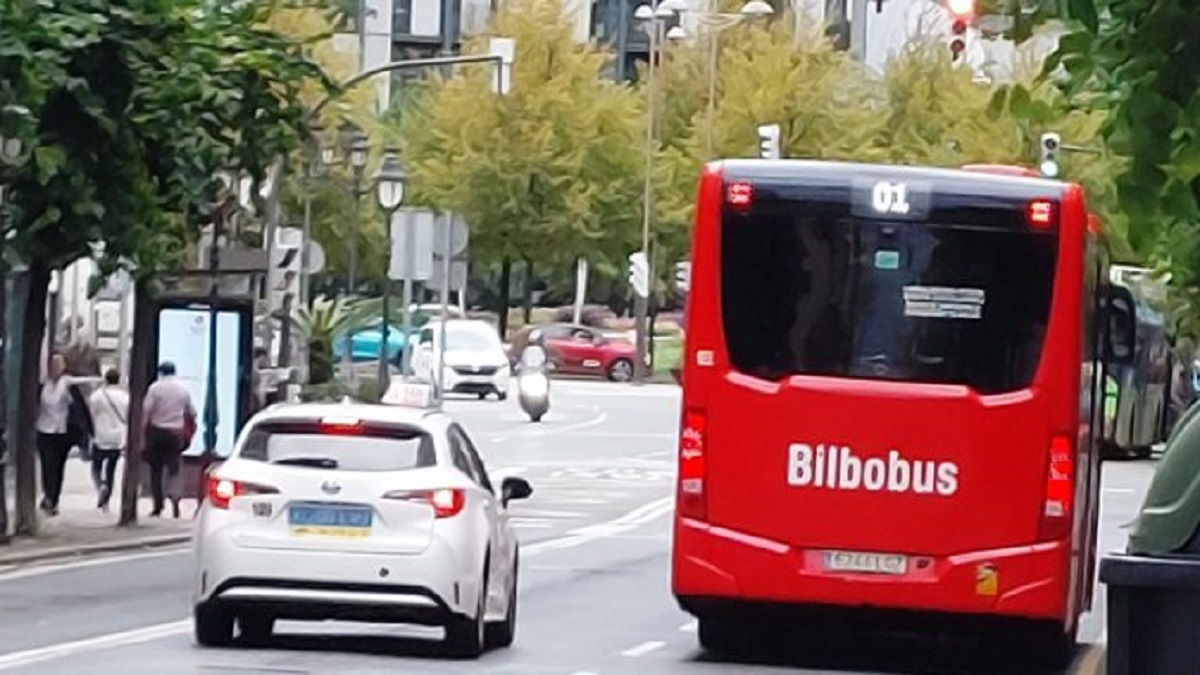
top-left (382, 488), bottom-right (466, 518)
top-left (205, 475), bottom-right (279, 510)
top-left (678, 408), bottom-right (707, 520)
top-left (320, 416), bottom-right (363, 435)
top-left (1039, 435), bottom-right (1075, 540)
top-left (726, 181), bottom-right (753, 210)
top-left (1026, 199), bottom-right (1055, 229)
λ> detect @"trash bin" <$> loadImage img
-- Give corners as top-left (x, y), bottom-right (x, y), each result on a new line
top-left (1101, 401), bottom-right (1200, 675)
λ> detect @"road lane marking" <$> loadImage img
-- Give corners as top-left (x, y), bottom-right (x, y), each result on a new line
top-left (523, 497), bottom-right (673, 557)
top-left (1072, 644), bottom-right (1105, 675)
top-left (1103, 488), bottom-right (1136, 494)
top-left (679, 620), bottom-right (698, 633)
top-left (0, 619), bottom-right (189, 670)
top-left (621, 641), bottom-right (666, 657)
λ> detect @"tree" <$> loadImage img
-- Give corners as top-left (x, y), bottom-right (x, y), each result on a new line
top-left (270, 3), bottom-right (391, 285)
top-left (396, 0), bottom-right (645, 336)
top-left (0, 0), bottom-right (331, 533)
top-left (1038, 0), bottom-right (1200, 333)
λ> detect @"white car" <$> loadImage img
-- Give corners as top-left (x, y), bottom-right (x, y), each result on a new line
top-left (193, 400), bottom-right (532, 657)
top-left (413, 319), bottom-right (511, 400)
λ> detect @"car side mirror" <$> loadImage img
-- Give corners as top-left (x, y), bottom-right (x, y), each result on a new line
top-left (501, 476), bottom-right (533, 506)
top-left (1103, 286), bottom-right (1137, 366)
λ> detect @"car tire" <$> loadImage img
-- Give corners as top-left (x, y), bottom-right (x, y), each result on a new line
top-left (486, 554), bottom-right (518, 649)
top-left (607, 358), bottom-right (634, 383)
top-left (238, 612), bottom-right (275, 645)
top-left (477, 392), bottom-right (488, 401)
top-left (445, 576), bottom-right (487, 658)
top-left (194, 603), bottom-right (235, 647)
top-left (498, 391), bottom-right (508, 401)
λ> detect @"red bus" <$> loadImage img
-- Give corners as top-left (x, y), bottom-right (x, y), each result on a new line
top-left (671, 160), bottom-right (1137, 663)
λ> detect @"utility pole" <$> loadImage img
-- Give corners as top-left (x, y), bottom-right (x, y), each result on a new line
top-left (849, 0), bottom-right (868, 61)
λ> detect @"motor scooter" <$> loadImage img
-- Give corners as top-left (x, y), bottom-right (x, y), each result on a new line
top-left (517, 344), bottom-right (551, 423)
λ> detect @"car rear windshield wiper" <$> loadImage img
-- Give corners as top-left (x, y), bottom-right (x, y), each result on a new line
top-left (273, 456), bottom-right (339, 469)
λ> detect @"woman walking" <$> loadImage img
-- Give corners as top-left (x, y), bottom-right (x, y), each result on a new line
top-left (87, 368), bottom-right (129, 512)
top-left (36, 353), bottom-right (95, 516)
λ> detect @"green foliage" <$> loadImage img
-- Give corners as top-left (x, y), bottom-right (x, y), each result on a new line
top-left (394, 0), bottom-right (645, 280)
top-left (0, 0), bottom-right (334, 280)
top-left (1040, 0), bottom-right (1200, 333)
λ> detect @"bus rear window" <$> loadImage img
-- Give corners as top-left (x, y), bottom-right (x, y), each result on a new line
top-left (720, 200), bottom-right (1058, 394)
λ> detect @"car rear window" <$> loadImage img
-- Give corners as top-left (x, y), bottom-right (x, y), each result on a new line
top-left (238, 422), bottom-right (436, 472)
top-left (720, 198), bottom-right (1058, 394)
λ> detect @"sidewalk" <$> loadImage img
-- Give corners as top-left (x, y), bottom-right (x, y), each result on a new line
top-left (0, 456), bottom-right (194, 567)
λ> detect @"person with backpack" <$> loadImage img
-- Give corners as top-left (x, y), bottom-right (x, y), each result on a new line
top-left (87, 368), bottom-right (129, 512)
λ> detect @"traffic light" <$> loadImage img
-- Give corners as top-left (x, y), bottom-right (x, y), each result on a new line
top-left (758, 124), bottom-right (781, 160)
top-left (1039, 132), bottom-right (1061, 178)
top-left (947, 0), bottom-right (974, 62)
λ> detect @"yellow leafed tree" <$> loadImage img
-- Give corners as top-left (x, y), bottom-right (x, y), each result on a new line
top-left (396, 0), bottom-right (646, 322)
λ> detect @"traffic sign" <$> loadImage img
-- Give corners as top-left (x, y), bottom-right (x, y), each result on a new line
top-left (628, 252), bottom-right (649, 299)
top-left (302, 241), bottom-right (326, 274)
top-left (390, 209), bottom-right (435, 281)
top-left (431, 213), bottom-right (469, 257)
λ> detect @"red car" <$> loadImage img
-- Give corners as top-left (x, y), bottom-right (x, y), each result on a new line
top-left (541, 324), bottom-right (636, 382)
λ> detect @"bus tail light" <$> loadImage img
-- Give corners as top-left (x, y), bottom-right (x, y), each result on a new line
top-left (1039, 435), bottom-right (1075, 540)
top-left (679, 408), bottom-right (707, 520)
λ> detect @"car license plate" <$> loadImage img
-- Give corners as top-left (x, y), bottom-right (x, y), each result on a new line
top-left (288, 504), bottom-right (373, 538)
top-left (823, 550), bottom-right (907, 575)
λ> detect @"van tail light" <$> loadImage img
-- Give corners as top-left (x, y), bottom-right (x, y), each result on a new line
top-left (1039, 435), bottom-right (1075, 540)
top-left (206, 475), bottom-right (279, 510)
top-left (382, 488), bottom-right (466, 518)
top-left (678, 408), bottom-right (707, 520)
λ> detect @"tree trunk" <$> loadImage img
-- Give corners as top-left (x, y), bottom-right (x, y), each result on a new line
top-left (522, 257), bottom-right (534, 326)
top-left (497, 256), bottom-right (512, 341)
top-left (119, 281), bottom-right (154, 526)
top-left (14, 261), bottom-right (49, 536)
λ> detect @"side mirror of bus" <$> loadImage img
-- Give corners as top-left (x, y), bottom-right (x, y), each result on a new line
top-left (1104, 286), bottom-right (1137, 366)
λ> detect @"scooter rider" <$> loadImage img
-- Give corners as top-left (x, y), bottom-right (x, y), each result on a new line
top-left (517, 341), bottom-right (551, 423)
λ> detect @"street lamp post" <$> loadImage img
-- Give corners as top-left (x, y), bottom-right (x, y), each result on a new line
top-left (337, 121), bottom-right (370, 383)
top-left (632, 0), bottom-right (684, 384)
top-left (300, 125), bottom-right (334, 309)
top-left (373, 150), bottom-right (406, 389)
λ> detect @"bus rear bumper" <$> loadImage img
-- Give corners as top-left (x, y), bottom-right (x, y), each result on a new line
top-left (672, 518), bottom-right (1071, 623)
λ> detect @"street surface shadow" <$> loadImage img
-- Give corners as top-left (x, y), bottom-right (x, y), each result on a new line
top-left (691, 628), bottom-right (1080, 674)
top-left (232, 630), bottom-right (456, 660)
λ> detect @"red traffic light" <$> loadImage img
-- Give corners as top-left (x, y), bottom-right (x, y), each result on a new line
top-left (947, 0), bottom-right (974, 16)
top-left (951, 19), bottom-right (967, 34)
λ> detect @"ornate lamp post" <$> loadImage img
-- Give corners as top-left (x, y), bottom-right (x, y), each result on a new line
top-left (373, 150), bottom-right (406, 389)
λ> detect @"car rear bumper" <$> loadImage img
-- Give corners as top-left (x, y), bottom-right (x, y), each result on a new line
top-left (196, 532), bottom-right (480, 621)
top-left (671, 518), bottom-right (1071, 624)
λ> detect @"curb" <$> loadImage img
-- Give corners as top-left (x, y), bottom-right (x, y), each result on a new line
top-left (0, 533), bottom-right (192, 568)
top-left (1071, 643), bottom-right (1106, 675)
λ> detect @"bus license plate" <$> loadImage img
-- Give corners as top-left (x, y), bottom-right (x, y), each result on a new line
top-left (823, 550), bottom-right (907, 575)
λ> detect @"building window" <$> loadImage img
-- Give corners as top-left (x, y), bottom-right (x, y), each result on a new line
top-left (393, 0), bottom-right (413, 36)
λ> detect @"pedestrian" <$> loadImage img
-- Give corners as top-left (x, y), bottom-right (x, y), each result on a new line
top-left (87, 368), bottom-right (129, 512)
top-left (36, 353), bottom-right (95, 516)
top-left (143, 361), bottom-right (197, 519)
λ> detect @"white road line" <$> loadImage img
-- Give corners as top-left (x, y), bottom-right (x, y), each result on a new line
top-left (0, 619), bottom-right (190, 670)
top-left (621, 641), bottom-right (666, 657)
top-left (679, 620), bottom-right (698, 633)
top-left (1103, 488), bottom-right (1136, 494)
top-left (523, 497), bottom-right (674, 557)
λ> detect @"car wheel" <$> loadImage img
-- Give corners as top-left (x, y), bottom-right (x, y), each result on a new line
top-left (477, 392), bottom-right (488, 401)
top-left (498, 390), bottom-right (508, 401)
top-left (238, 612), bottom-right (275, 645)
top-left (194, 603), bottom-right (235, 647)
top-left (486, 554), bottom-right (518, 649)
top-left (445, 576), bottom-right (487, 658)
top-left (607, 358), bottom-right (634, 382)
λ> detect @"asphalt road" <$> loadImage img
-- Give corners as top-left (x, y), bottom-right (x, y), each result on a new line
top-left (0, 381), bottom-right (1154, 674)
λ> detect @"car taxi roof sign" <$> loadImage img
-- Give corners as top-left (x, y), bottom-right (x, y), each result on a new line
top-left (381, 379), bottom-right (436, 409)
